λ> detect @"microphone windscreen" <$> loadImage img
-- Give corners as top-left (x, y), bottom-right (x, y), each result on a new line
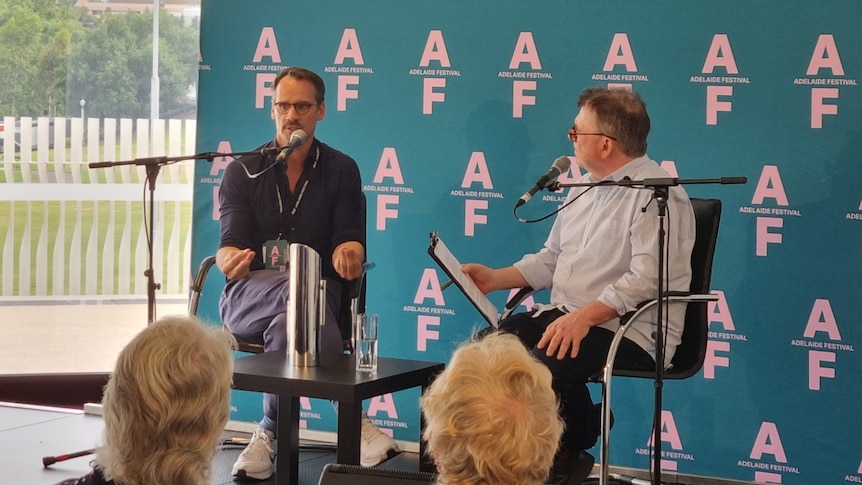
top-left (552, 156), bottom-right (571, 173)
top-left (290, 129), bottom-right (308, 147)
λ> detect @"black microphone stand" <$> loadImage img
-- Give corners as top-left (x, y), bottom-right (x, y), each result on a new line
top-left (549, 175), bottom-right (745, 485)
top-left (89, 146), bottom-right (283, 324)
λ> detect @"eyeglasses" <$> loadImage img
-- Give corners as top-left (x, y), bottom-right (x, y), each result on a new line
top-left (568, 127), bottom-right (617, 142)
top-left (273, 101), bottom-right (317, 115)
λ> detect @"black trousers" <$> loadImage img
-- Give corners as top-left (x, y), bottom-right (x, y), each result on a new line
top-left (498, 308), bottom-right (655, 451)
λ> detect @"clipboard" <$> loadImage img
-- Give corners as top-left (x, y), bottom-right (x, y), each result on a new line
top-left (428, 230), bottom-right (500, 327)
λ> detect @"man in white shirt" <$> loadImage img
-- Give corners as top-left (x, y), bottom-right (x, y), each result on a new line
top-left (463, 87), bottom-right (696, 484)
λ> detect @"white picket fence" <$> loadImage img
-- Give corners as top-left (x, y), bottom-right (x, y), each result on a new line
top-left (0, 116), bottom-right (196, 300)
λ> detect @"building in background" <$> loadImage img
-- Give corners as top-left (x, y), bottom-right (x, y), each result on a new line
top-left (74, 0), bottom-right (201, 20)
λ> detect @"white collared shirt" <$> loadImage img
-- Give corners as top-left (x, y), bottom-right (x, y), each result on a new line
top-left (513, 156), bottom-right (696, 366)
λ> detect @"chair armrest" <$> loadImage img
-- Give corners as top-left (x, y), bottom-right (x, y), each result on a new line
top-left (188, 255), bottom-right (217, 317)
top-left (347, 262), bottom-right (374, 299)
top-left (597, 293), bottom-right (720, 381)
top-left (618, 290), bottom-right (702, 325)
top-left (499, 286), bottom-right (535, 322)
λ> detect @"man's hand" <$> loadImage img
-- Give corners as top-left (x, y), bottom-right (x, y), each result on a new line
top-left (461, 264), bottom-right (528, 294)
top-left (333, 241), bottom-right (365, 281)
top-left (537, 301), bottom-right (618, 359)
top-left (216, 247), bottom-right (255, 281)
top-left (460, 263), bottom-right (495, 294)
top-left (537, 311), bottom-right (591, 360)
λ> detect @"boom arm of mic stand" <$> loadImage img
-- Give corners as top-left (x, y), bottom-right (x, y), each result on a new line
top-left (87, 145), bottom-right (283, 170)
top-left (87, 146), bottom-right (286, 324)
top-left (556, 175), bottom-right (748, 190)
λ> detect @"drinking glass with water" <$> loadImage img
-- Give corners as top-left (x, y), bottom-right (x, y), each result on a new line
top-left (354, 313), bottom-right (378, 372)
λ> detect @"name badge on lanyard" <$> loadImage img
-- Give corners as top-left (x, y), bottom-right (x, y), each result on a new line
top-left (263, 239), bottom-right (289, 271)
top-left (265, 146), bottom-right (320, 273)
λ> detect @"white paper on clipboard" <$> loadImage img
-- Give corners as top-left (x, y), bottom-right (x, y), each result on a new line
top-left (428, 230), bottom-right (500, 327)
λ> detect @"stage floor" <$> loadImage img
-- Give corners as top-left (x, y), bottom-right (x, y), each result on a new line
top-left (0, 300), bottom-right (187, 375)
top-left (1, 402), bottom-right (420, 485)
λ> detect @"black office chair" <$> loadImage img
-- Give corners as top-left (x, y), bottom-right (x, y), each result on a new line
top-left (499, 198), bottom-right (720, 378)
top-left (601, 198), bottom-right (721, 378)
top-left (491, 198), bottom-right (722, 484)
top-left (585, 197), bottom-right (722, 484)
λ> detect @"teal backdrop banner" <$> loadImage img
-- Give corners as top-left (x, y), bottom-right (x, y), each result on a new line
top-left (192, 2), bottom-right (862, 483)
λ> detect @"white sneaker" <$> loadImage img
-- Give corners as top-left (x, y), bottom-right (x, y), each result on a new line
top-left (232, 428), bottom-right (276, 480)
top-left (360, 415), bottom-right (400, 467)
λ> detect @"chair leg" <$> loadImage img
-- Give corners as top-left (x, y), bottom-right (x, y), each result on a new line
top-left (593, 403), bottom-right (613, 434)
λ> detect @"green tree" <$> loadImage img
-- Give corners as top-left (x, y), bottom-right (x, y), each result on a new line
top-left (66, 11), bottom-right (199, 119)
top-left (0, 7), bottom-right (42, 115)
top-left (37, 28), bottom-right (71, 117)
top-left (0, 0), bottom-right (198, 119)
top-left (0, 0), bottom-right (88, 116)
top-left (67, 14), bottom-right (145, 118)
top-left (158, 14), bottom-right (199, 118)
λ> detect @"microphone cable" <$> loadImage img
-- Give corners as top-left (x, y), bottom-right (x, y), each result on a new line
top-left (513, 179), bottom-right (617, 224)
top-left (238, 148), bottom-right (284, 179)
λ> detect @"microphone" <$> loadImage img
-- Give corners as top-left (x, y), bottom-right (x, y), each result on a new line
top-left (276, 129), bottom-right (308, 161)
top-left (515, 156), bottom-right (572, 208)
top-left (720, 176), bottom-right (747, 184)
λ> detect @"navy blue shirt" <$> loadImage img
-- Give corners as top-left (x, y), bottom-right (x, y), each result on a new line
top-left (218, 138), bottom-right (364, 281)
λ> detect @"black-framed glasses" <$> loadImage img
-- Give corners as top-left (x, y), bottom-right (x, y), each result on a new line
top-left (273, 101), bottom-right (317, 115)
top-left (568, 127), bottom-right (617, 142)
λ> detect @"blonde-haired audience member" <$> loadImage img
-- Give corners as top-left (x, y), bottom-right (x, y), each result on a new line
top-left (57, 315), bottom-right (235, 485)
top-left (421, 332), bottom-right (564, 485)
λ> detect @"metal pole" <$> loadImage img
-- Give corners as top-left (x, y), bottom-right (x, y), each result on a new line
top-left (150, 0), bottom-right (160, 151)
top-left (147, 1), bottom-right (160, 324)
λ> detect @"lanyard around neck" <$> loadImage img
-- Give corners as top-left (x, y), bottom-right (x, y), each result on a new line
top-left (275, 145), bottom-right (320, 236)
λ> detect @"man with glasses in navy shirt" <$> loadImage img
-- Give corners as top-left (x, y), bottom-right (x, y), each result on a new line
top-left (217, 67), bottom-right (399, 480)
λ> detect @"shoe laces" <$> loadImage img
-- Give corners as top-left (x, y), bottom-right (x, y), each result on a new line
top-left (360, 415), bottom-right (387, 444)
top-left (243, 430), bottom-right (275, 459)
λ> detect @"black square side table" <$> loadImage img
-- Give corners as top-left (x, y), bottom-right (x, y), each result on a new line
top-left (232, 352), bottom-right (445, 485)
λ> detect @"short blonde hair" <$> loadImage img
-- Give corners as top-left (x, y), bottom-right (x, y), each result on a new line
top-left (96, 315), bottom-right (235, 485)
top-left (421, 332), bottom-right (564, 485)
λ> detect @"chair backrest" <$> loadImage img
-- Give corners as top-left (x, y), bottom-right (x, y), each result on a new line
top-left (668, 197), bottom-right (721, 378)
top-left (318, 464), bottom-right (436, 485)
top-left (621, 197), bottom-right (722, 379)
